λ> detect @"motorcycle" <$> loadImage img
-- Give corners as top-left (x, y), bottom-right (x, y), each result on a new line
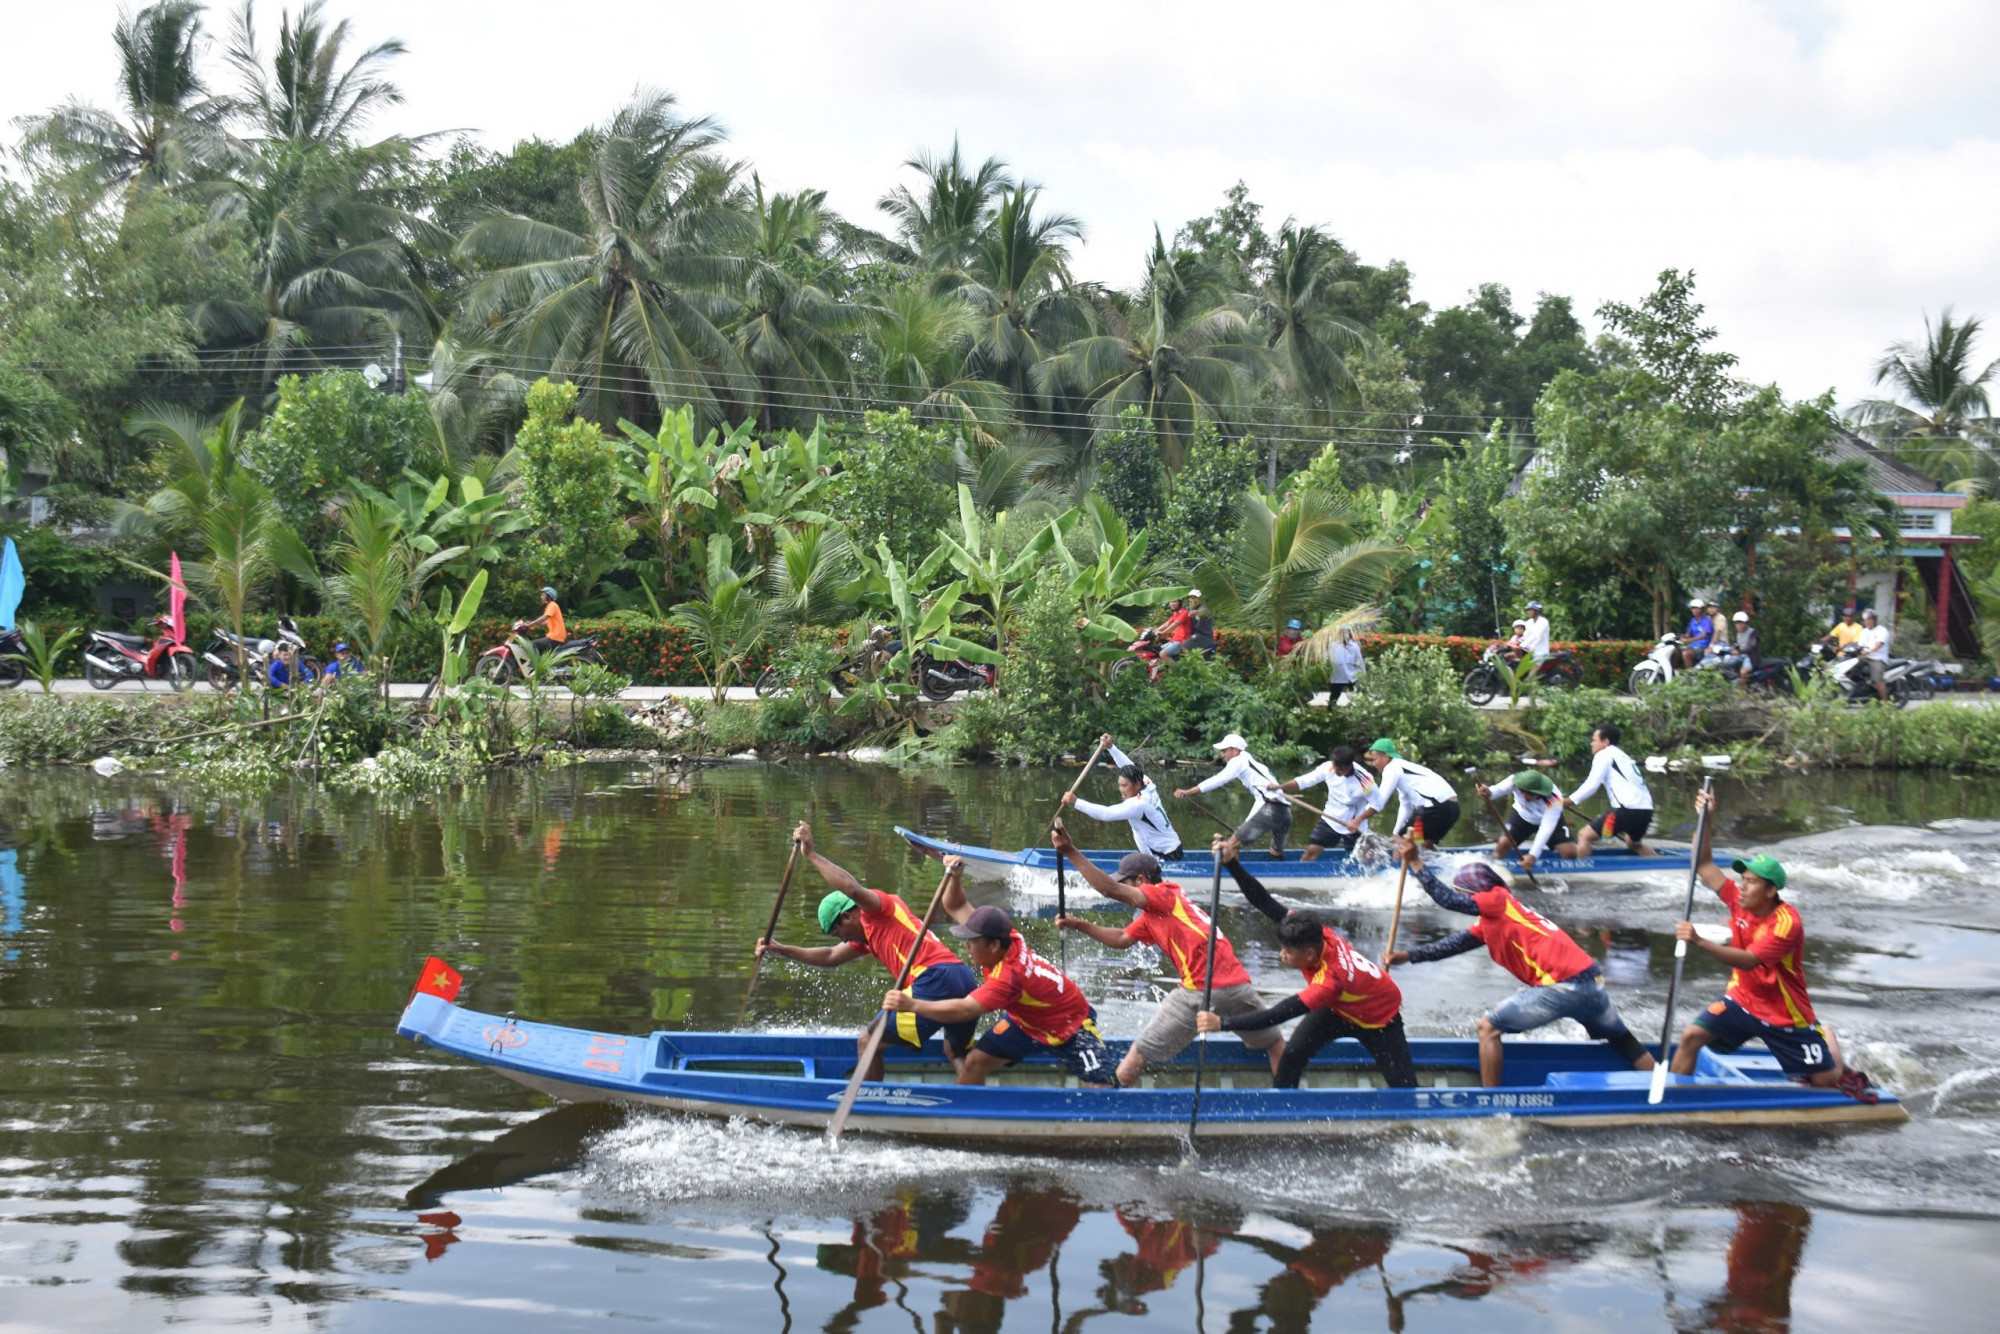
top-left (754, 627), bottom-right (900, 698)
top-left (474, 624), bottom-right (605, 684)
top-left (1109, 628), bottom-right (1166, 683)
top-left (1462, 643), bottom-right (1581, 704)
top-left (82, 616), bottom-right (198, 692)
top-left (200, 615), bottom-right (318, 689)
top-left (914, 648), bottom-right (996, 701)
top-left (0, 626), bottom-right (25, 689)
top-left (1814, 643), bottom-right (1923, 707)
top-left (1627, 633), bottom-right (1681, 695)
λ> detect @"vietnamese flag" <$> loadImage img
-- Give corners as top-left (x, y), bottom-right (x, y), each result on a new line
top-left (167, 551), bottom-right (188, 645)
top-left (415, 956), bottom-right (463, 1003)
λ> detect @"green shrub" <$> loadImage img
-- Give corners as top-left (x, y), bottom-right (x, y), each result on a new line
top-left (1307, 644), bottom-right (1486, 767)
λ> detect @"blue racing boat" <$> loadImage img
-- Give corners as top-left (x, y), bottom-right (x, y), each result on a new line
top-left (395, 987), bottom-right (1904, 1143)
top-left (896, 827), bottom-right (1721, 892)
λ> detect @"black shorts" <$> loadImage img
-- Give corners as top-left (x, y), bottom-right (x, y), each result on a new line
top-left (886, 962), bottom-right (981, 1056)
top-left (1504, 812), bottom-right (1572, 850)
top-left (1307, 820), bottom-right (1359, 852)
top-left (1591, 807), bottom-right (1653, 844)
top-left (1409, 799), bottom-right (1459, 846)
top-left (974, 1009), bottom-right (1117, 1086)
top-left (1693, 997), bottom-right (1835, 1077)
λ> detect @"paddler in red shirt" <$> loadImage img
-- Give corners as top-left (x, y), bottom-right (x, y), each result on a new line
top-left (1382, 838), bottom-right (1653, 1086)
top-left (1049, 821), bottom-right (1285, 1085)
top-left (756, 822), bottom-right (981, 1080)
top-left (1195, 839), bottom-right (1416, 1088)
top-left (883, 858), bottom-right (1117, 1087)
top-left (1669, 789), bottom-right (1877, 1101)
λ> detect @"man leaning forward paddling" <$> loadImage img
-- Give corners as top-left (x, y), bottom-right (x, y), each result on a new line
top-left (755, 822), bottom-right (981, 1081)
top-left (1060, 733), bottom-right (1185, 862)
top-left (1382, 838), bottom-right (1653, 1087)
top-left (1195, 838), bottom-right (1417, 1089)
top-left (1048, 820), bottom-right (1284, 1086)
top-left (883, 851), bottom-right (1118, 1087)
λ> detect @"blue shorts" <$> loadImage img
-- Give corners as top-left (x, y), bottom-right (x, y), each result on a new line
top-left (888, 962), bottom-right (980, 1057)
top-left (974, 1007), bottom-right (1117, 1085)
top-left (1694, 997), bottom-right (1835, 1076)
top-left (1486, 970), bottom-right (1631, 1041)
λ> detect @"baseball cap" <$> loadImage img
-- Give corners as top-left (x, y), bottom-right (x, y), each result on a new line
top-left (1453, 863), bottom-right (1506, 893)
top-left (1730, 854), bottom-right (1788, 890)
top-left (334, 642), bottom-right (350, 651)
top-left (1115, 851), bottom-right (1162, 883)
top-left (1367, 738), bottom-right (1401, 759)
top-left (1287, 619), bottom-right (1302, 630)
top-left (950, 904), bottom-right (1014, 940)
top-left (1732, 610), bottom-right (1749, 622)
top-left (817, 890), bottom-right (857, 934)
top-left (1187, 588), bottom-right (1202, 599)
top-left (1212, 732), bottom-right (1249, 752)
top-left (1511, 769), bottom-right (1556, 797)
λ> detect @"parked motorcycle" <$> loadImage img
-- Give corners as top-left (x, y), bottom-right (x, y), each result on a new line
top-left (1628, 633), bottom-right (1681, 695)
top-left (200, 616), bottom-right (318, 689)
top-left (754, 627), bottom-right (900, 698)
top-left (914, 648), bottom-right (996, 701)
top-left (0, 626), bottom-right (26, 689)
top-left (82, 617), bottom-right (197, 691)
top-left (1463, 642), bottom-right (1581, 705)
top-left (474, 624), bottom-right (605, 684)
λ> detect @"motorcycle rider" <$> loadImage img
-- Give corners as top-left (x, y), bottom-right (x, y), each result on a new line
top-left (1724, 609), bottom-right (1759, 683)
top-left (1152, 595), bottom-right (1196, 664)
top-left (520, 586), bottom-right (568, 656)
top-left (1681, 597), bottom-right (1714, 669)
top-left (1519, 601), bottom-right (1551, 667)
top-left (1855, 609), bottom-right (1891, 702)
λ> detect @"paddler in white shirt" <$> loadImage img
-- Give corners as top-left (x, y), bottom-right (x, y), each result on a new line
top-left (1267, 744), bottom-right (1375, 861)
top-left (1570, 721), bottom-right (1658, 856)
top-left (1348, 738), bottom-right (1462, 847)
top-left (1475, 769), bottom-right (1579, 871)
top-left (1060, 733), bottom-right (1185, 862)
top-left (1175, 732), bottom-right (1293, 857)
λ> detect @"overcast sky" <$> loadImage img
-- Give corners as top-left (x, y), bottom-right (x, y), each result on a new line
top-left (7, 0), bottom-right (1998, 410)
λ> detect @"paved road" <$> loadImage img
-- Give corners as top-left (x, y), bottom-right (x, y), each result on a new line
top-left (32, 678), bottom-right (763, 702)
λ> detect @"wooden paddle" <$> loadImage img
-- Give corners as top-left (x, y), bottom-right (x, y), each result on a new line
top-left (1183, 848), bottom-right (1227, 1163)
top-left (826, 861), bottom-right (957, 1148)
top-left (1050, 739), bottom-right (1110, 971)
top-left (1051, 736), bottom-right (1112, 823)
top-left (1384, 855), bottom-right (1413, 957)
top-left (1480, 791), bottom-right (1541, 890)
top-left (1649, 776), bottom-right (1715, 1105)
top-left (1178, 794), bottom-right (1235, 834)
top-left (737, 835), bottom-right (804, 1025)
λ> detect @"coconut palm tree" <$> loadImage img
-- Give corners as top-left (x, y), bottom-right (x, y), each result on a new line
top-left (1248, 223), bottom-right (1372, 418)
top-left (17, 1), bottom-right (232, 201)
top-left (454, 90), bottom-right (753, 430)
top-left (951, 186), bottom-right (1093, 421)
top-left (1194, 489), bottom-right (1411, 666)
top-left (1039, 230), bottom-right (1261, 468)
top-left (875, 140), bottom-right (1013, 273)
top-left (871, 284), bottom-right (1013, 435)
top-left (1851, 309), bottom-right (2000, 492)
top-left (722, 179), bottom-right (864, 428)
top-left (225, 0), bottom-right (405, 147)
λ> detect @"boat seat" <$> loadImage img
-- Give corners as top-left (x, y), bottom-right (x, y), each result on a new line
top-left (1542, 1070), bottom-right (1666, 1089)
top-left (95, 631), bottom-right (149, 647)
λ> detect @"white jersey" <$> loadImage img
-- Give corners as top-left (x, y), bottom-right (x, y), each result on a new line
top-left (1568, 744), bottom-right (1652, 811)
top-left (1361, 757), bottom-right (1458, 836)
top-left (1520, 616), bottom-right (1551, 662)
top-left (1488, 776), bottom-right (1568, 859)
top-left (1196, 749), bottom-right (1289, 812)
top-left (1072, 745), bottom-right (1184, 859)
top-left (1290, 761), bottom-right (1376, 827)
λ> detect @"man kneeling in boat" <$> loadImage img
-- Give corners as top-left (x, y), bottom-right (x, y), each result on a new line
top-left (1047, 821), bottom-right (1284, 1086)
top-left (1381, 839), bottom-right (1653, 1087)
top-left (1195, 840), bottom-right (1417, 1089)
top-left (882, 878), bottom-right (1118, 1088)
top-left (1669, 791), bottom-right (1877, 1102)
top-left (756, 822), bottom-right (980, 1081)
top-left (1475, 768), bottom-right (1579, 871)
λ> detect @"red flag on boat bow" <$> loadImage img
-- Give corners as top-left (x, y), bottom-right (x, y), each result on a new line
top-left (414, 957), bottom-right (462, 1003)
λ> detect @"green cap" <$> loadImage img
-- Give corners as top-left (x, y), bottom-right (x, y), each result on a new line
top-left (1730, 854), bottom-right (1787, 890)
top-left (1511, 769), bottom-right (1556, 797)
top-left (817, 890), bottom-right (858, 934)
top-left (1368, 738), bottom-right (1402, 759)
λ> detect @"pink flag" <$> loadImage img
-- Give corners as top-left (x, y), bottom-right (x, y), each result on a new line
top-left (167, 552), bottom-right (187, 645)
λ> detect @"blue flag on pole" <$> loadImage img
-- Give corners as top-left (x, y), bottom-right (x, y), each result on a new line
top-left (0, 536), bottom-right (23, 631)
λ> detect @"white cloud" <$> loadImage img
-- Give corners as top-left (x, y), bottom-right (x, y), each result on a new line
top-left (5, 0), bottom-right (1999, 408)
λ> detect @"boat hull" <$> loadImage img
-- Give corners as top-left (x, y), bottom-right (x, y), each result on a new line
top-left (395, 994), bottom-right (1906, 1144)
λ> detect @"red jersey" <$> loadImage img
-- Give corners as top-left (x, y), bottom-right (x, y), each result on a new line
top-left (1468, 886), bottom-right (1597, 986)
top-left (857, 892), bottom-right (959, 978)
top-left (968, 931), bottom-right (1092, 1045)
top-left (1126, 881), bottom-right (1251, 990)
top-left (1296, 926), bottom-right (1401, 1028)
top-left (1718, 880), bottom-right (1816, 1027)
top-left (1162, 608), bottom-right (1193, 643)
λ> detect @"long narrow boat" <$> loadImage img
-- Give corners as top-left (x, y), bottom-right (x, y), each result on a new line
top-left (897, 827), bottom-right (1723, 891)
top-left (396, 989), bottom-right (1904, 1143)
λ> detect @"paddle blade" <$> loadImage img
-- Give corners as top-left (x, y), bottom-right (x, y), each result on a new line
top-left (1647, 1057), bottom-right (1670, 1104)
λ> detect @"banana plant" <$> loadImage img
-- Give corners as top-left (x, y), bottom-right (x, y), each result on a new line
top-left (835, 539), bottom-right (992, 718)
top-left (433, 569), bottom-right (489, 691)
top-left (1053, 495), bottom-right (1190, 669)
top-left (731, 421), bottom-right (834, 563)
top-left (928, 483), bottom-right (1076, 654)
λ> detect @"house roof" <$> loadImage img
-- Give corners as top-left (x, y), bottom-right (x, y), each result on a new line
top-left (1828, 428), bottom-right (1953, 495)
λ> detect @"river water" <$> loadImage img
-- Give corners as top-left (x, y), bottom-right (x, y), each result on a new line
top-left (2, 760), bottom-right (1997, 1332)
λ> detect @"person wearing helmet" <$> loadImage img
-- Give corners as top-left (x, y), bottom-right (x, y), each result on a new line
top-left (1681, 597), bottom-right (1714, 669)
top-left (1184, 590), bottom-right (1216, 659)
top-left (754, 822), bottom-right (981, 1081)
top-left (521, 585), bottom-right (568, 655)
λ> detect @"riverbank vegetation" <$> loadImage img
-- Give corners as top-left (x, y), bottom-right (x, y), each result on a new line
top-left (8, 4), bottom-right (2000, 789)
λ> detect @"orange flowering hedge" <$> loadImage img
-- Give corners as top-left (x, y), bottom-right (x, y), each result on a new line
top-left (1216, 629), bottom-right (1651, 688)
